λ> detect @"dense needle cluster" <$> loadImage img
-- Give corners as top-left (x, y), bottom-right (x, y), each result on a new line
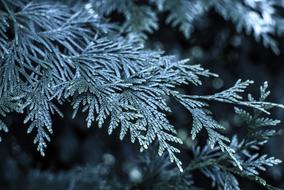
top-left (0, 0), bottom-right (284, 189)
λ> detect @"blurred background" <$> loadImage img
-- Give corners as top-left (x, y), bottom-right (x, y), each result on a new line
top-left (1, 4), bottom-right (284, 190)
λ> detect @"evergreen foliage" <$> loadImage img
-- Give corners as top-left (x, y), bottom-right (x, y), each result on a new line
top-left (93, 0), bottom-right (284, 54)
top-left (0, 0), bottom-right (284, 189)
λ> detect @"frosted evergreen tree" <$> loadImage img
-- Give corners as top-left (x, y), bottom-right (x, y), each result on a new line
top-left (1, 0), bottom-right (284, 189)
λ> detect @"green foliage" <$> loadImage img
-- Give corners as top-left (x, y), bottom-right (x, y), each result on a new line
top-left (0, 0), bottom-right (283, 189)
top-left (91, 0), bottom-right (158, 38)
top-left (92, 0), bottom-right (284, 54)
top-left (183, 82), bottom-right (283, 190)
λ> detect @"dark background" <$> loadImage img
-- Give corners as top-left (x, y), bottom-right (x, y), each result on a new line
top-left (1, 7), bottom-right (284, 190)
